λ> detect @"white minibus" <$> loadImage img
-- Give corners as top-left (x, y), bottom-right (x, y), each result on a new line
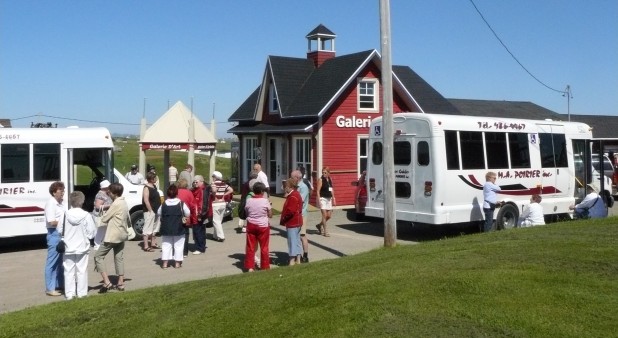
top-left (364, 113), bottom-right (611, 229)
top-left (0, 127), bottom-right (146, 239)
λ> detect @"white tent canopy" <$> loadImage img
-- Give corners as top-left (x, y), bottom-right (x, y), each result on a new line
top-left (141, 100), bottom-right (216, 147)
top-left (138, 100), bottom-right (218, 190)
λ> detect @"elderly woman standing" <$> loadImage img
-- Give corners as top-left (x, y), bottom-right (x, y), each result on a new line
top-left (44, 181), bottom-right (67, 297)
top-left (244, 182), bottom-right (272, 272)
top-left (158, 184), bottom-right (190, 269)
top-left (58, 191), bottom-right (96, 300)
top-left (210, 171), bottom-right (233, 242)
top-left (92, 180), bottom-right (112, 250)
top-left (280, 178), bottom-right (303, 266)
top-left (176, 178), bottom-right (197, 257)
top-left (142, 171), bottom-right (161, 252)
top-left (94, 183), bottom-right (130, 293)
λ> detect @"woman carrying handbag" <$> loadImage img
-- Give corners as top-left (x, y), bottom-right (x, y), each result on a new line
top-left (94, 183), bottom-right (130, 293)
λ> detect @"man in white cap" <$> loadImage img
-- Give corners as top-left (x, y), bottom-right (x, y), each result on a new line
top-left (569, 183), bottom-right (607, 219)
top-left (125, 165), bottom-right (144, 185)
top-left (210, 171), bottom-right (233, 242)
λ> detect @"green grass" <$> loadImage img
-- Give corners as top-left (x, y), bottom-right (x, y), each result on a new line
top-left (113, 138), bottom-right (232, 184)
top-left (1, 219), bottom-right (617, 337)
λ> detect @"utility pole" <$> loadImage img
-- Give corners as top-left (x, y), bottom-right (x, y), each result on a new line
top-left (380, 0), bottom-right (396, 247)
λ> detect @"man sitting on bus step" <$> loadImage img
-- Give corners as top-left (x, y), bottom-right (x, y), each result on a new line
top-left (519, 194), bottom-right (545, 227)
top-left (125, 165), bottom-right (144, 185)
top-left (569, 183), bottom-right (607, 219)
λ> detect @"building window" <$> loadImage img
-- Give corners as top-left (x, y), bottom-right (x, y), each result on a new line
top-left (243, 137), bottom-right (259, 181)
top-left (269, 83), bottom-right (279, 113)
top-left (358, 78), bottom-right (378, 111)
top-left (293, 137), bottom-right (312, 181)
top-left (358, 137), bottom-right (368, 174)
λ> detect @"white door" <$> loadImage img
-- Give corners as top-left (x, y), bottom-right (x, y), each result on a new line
top-left (268, 137), bottom-right (288, 194)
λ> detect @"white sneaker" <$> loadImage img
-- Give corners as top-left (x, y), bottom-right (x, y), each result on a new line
top-left (192, 251), bottom-right (202, 255)
top-left (241, 227), bottom-right (247, 233)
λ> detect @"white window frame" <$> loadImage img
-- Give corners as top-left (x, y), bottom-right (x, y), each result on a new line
top-left (358, 135), bottom-right (369, 175)
top-left (357, 78), bottom-right (379, 112)
top-left (293, 136), bottom-right (312, 178)
top-left (243, 136), bottom-right (259, 182)
top-left (269, 83), bottom-right (279, 113)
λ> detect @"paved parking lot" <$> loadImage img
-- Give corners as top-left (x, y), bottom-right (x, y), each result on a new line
top-left (3, 200), bottom-right (616, 314)
top-left (2, 209), bottom-right (453, 314)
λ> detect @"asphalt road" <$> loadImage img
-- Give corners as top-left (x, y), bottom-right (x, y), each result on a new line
top-left (1, 209), bottom-right (481, 314)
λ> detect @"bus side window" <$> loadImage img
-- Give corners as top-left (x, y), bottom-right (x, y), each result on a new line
top-left (460, 131), bottom-right (485, 170)
top-left (33, 144), bottom-right (61, 181)
top-left (1, 144), bottom-right (30, 183)
top-left (445, 130), bottom-right (459, 170)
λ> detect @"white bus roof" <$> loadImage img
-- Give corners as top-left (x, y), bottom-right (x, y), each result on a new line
top-left (0, 127), bottom-right (114, 148)
top-left (371, 113), bottom-right (592, 135)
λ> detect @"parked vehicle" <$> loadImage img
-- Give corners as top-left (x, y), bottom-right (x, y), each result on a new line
top-left (364, 113), bottom-right (607, 229)
top-left (591, 154), bottom-right (616, 194)
top-left (351, 171), bottom-right (367, 220)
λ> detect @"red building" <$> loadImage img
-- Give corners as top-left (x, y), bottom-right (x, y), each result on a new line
top-left (228, 24), bottom-right (459, 207)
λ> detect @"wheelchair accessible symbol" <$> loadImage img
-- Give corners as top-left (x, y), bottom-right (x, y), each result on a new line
top-left (374, 125), bottom-right (381, 137)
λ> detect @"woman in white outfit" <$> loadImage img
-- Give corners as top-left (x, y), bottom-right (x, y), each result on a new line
top-left (58, 191), bottom-right (96, 300)
top-left (519, 194), bottom-right (545, 227)
top-left (158, 184), bottom-right (190, 269)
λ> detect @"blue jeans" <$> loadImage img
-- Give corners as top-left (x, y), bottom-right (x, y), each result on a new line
top-left (483, 208), bottom-right (495, 232)
top-left (45, 228), bottom-right (64, 292)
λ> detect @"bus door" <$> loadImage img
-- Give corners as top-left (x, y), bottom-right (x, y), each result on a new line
top-left (537, 124), bottom-right (568, 198)
top-left (393, 137), bottom-right (415, 206)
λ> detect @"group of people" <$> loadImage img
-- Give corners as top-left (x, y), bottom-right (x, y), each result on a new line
top-left (45, 180), bottom-right (133, 300)
top-left (141, 163), bottom-right (234, 269)
top-left (241, 164), bottom-right (335, 271)
top-left (482, 171), bottom-right (608, 232)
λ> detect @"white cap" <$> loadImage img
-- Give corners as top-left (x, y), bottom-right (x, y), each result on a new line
top-left (212, 171), bottom-right (222, 180)
top-left (100, 180), bottom-right (111, 189)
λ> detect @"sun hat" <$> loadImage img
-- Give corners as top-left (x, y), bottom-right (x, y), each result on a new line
top-left (586, 183), bottom-right (599, 193)
top-left (212, 171), bottom-right (222, 180)
top-left (100, 180), bottom-right (111, 189)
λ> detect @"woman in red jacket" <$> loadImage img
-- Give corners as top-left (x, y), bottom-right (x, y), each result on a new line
top-left (280, 178), bottom-right (303, 266)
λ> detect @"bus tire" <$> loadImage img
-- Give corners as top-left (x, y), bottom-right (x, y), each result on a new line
top-left (496, 203), bottom-right (519, 230)
top-left (130, 210), bottom-right (145, 239)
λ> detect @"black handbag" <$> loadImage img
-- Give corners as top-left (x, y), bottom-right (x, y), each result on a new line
top-left (56, 213), bottom-right (66, 253)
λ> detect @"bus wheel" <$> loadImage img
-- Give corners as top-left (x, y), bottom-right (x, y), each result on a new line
top-left (130, 210), bottom-right (145, 239)
top-left (496, 203), bottom-right (519, 230)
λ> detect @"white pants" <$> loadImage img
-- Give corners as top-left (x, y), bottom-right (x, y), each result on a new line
top-left (63, 253), bottom-right (89, 299)
top-left (161, 235), bottom-right (184, 262)
top-left (212, 202), bottom-right (226, 240)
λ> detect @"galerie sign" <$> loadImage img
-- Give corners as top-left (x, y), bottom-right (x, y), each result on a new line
top-left (335, 115), bottom-right (372, 128)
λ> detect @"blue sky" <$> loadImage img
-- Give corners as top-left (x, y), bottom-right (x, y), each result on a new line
top-left (1, 1), bottom-right (616, 138)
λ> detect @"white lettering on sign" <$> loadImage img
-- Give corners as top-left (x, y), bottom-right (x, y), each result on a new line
top-left (335, 115), bottom-right (372, 128)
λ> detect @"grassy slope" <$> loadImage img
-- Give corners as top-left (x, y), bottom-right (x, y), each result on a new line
top-left (1, 219), bottom-right (616, 337)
